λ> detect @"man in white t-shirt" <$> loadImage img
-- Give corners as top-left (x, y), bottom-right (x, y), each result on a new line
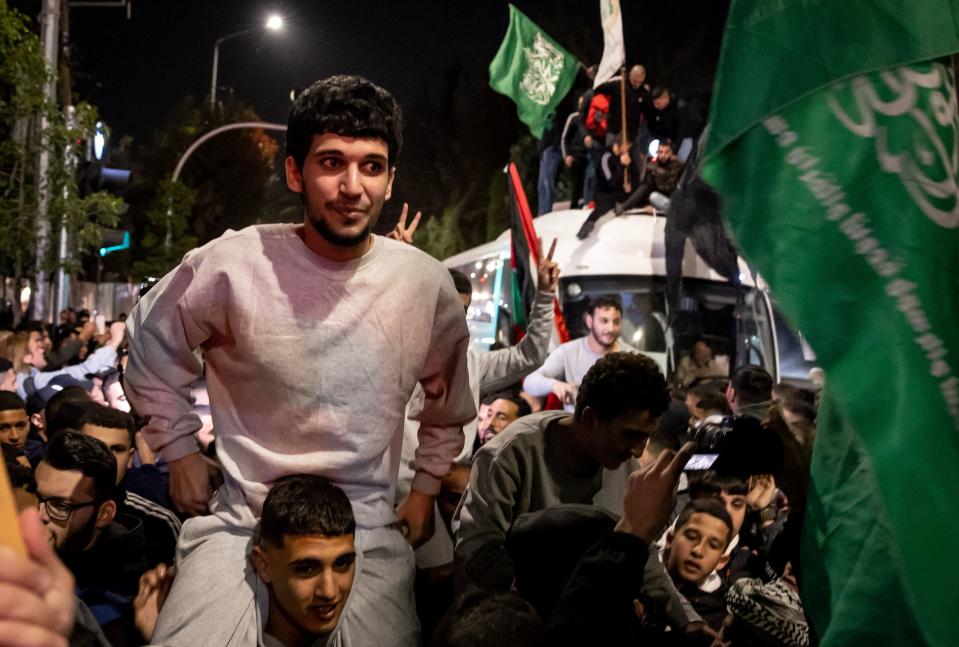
top-left (523, 295), bottom-right (639, 411)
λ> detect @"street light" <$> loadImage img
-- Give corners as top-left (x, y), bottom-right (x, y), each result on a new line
top-left (210, 14), bottom-right (284, 109)
top-left (265, 14), bottom-right (283, 31)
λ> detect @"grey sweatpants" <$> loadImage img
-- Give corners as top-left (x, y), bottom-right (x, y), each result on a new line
top-left (151, 487), bottom-right (419, 646)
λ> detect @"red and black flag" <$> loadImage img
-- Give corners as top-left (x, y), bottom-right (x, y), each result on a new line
top-left (507, 162), bottom-right (538, 332)
top-left (506, 162), bottom-right (570, 343)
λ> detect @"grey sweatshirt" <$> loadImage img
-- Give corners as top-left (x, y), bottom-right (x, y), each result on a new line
top-left (398, 288), bottom-right (556, 496)
top-left (396, 289), bottom-right (555, 568)
top-left (452, 411), bottom-right (602, 581)
top-left (522, 336), bottom-right (640, 411)
top-left (124, 225), bottom-right (476, 528)
top-left (452, 410), bottom-right (702, 626)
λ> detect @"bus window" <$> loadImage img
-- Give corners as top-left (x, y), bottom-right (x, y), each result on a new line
top-left (451, 252), bottom-right (513, 351)
top-left (559, 276), bottom-right (777, 383)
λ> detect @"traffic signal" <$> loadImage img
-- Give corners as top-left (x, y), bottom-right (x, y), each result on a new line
top-left (98, 228), bottom-right (130, 257)
top-left (78, 161), bottom-right (132, 197)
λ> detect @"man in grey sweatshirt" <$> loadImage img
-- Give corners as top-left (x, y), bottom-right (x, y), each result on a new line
top-left (453, 352), bottom-right (670, 589)
top-left (124, 76), bottom-right (475, 646)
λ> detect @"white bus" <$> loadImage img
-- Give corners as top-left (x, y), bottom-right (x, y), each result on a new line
top-left (443, 209), bottom-right (817, 385)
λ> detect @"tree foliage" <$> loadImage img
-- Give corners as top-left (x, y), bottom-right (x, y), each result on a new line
top-left (123, 93), bottom-right (280, 279)
top-left (0, 4), bottom-right (122, 289)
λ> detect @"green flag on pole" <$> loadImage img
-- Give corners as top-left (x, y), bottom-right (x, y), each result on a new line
top-left (702, 2), bottom-right (959, 645)
top-left (489, 4), bottom-right (580, 137)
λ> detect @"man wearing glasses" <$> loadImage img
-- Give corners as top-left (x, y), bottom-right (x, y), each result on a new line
top-left (34, 430), bottom-right (148, 644)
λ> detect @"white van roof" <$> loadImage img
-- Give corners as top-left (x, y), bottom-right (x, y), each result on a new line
top-left (444, 209), bottom-right (755, 287)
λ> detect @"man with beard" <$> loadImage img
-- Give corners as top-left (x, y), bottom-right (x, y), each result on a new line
top-left (524, 295), bottom-right (639, 412)
top-left (124, 75), bottom-right (474, 646)
top-left (35, 431), bottom-right (147, 645)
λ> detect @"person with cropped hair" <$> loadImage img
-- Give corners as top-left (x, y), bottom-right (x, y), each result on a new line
top-left (35, 431), bottom-right (148, 644)
top-left (453, 352), bottom-right (670, 592)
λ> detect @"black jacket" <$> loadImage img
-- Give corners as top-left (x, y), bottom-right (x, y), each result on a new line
top-left (644, 96), bottom-right (679, 142)
top-left (66, 513), bottom-right (148, 647)
top-left (560, 111), bottom-right (589, 158)
top-left (598, 80), bottom-right (650, 141)
top-left (547, 532), bottom-right (652, 645)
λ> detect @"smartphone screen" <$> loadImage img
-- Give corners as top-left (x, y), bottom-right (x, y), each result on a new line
top-left (685, 453), bottom-right (719, 471)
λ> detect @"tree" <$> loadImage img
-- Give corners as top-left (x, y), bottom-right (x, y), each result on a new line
top-left (0, 4), bottom-right (122, 319)
top-left (124, 93), bottom-right (280, 280)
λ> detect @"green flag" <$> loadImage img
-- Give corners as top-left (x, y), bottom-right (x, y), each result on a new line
top-left (702, 2), bottom-right (959, 645)
top-left (489, 4), bottom-right (580, 137)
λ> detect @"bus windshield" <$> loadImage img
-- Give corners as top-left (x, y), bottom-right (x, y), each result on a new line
top-left (558, 275), bottom-right (777, 381)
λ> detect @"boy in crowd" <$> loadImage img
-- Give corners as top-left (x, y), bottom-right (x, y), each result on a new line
top-left (661, 498), bottom-right (734, 630)
top-left (0, 391), bottom-right (30, 460)
top-left (136, 475), bottom-right (358, 647)
top-left (78, 405), bottom-right (181, 567)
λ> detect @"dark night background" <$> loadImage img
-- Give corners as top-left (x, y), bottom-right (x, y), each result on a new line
top-left (12, 0), bottom-right (731, 272)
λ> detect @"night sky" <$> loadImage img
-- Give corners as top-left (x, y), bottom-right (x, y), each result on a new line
top-left (62, 0), bottom-right (730, 144)
top-left (14, 0), bottom-right (731, 234)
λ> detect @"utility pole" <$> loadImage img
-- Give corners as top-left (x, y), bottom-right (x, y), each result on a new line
top-left (55, 0), bottom-right (73, 317)
top-left (34, 0), bottom-right (61, 322)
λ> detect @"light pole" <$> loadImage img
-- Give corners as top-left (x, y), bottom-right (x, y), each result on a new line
top-left (165, 121), bottom-right (288, 252)
top-left (210, 13), bottom-right (283, 109)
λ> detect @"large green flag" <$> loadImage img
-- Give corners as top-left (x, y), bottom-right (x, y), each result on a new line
top-left (702, 2), bottom-right (959, 645)
top-left (489, 4), bottom-right (580, 137)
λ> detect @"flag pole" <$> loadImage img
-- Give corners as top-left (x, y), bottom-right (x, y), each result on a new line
top-left (619, 66), bottom-right (629, 191)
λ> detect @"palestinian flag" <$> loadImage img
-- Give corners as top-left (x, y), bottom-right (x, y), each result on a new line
top-left (507, 162), bottom-right (538, 332)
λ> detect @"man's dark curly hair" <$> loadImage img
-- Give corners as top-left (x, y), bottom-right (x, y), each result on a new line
top-left (286, 75), bottom-right (403, 170)
top-left (43, 431), bottom-right (118, 503)
top-left (586, 294), bottom-right (622, 316)
top-left (575, 352), bottom-right (670, 422)
top-left (258, 475), bottom-right (355, 548)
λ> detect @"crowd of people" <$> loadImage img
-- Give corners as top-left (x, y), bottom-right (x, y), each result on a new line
top-left (536, 63), bottom-right (702, 239)
top-left (1, 75), bottom-right (818, 647)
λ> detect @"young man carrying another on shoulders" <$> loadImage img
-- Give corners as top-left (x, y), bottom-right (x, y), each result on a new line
top-left (125, 75), bottom-right (474, 646)
top-left (136, 475), bottom-right (358, 647)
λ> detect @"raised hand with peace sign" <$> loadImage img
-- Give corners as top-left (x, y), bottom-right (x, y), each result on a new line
top-left (537, 237), bottom-right (561, 294)
top-left (386, 202), bottom-right (422, 245)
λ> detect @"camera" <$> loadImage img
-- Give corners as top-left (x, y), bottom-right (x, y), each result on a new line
top-left (687, 415), bottom-right (783, 479)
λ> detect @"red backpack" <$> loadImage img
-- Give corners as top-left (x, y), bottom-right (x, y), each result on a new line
top-left (585, 92), bottom-right (610, 139)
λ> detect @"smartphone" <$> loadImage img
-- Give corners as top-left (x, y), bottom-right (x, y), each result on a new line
top-left (95, 313), bottom-right (106, 336)
top-left (684, 453), bottom-right (719, 471)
